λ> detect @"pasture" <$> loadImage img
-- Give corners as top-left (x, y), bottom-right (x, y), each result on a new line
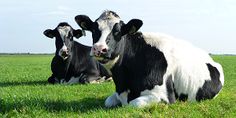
top-left (0, 55), bottom-right (236, 117)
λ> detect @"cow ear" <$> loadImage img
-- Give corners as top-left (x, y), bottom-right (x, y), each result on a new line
top-left (73, 29), bottom-right (84, 39)
top-left (121, 19), bottom-right (143, 36)
top-left (75, 15), bottom-right (93, 31)
top-left (43, 29), bottom-right (55, 39)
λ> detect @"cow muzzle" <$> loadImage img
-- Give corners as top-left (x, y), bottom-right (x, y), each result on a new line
top-left (59, 49), bottom-right (69, 60)
top-left (91, 44), bottom-right (111, 64)
top-left (92, 44), bottom-right (108, 57)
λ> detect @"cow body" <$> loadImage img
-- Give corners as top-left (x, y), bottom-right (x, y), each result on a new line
top-left (44, 22), bottom-right (111, 84)
top-left (75, 11), bottom-right (224, 107)
top-left (105, 32), bottom-right (224, 107)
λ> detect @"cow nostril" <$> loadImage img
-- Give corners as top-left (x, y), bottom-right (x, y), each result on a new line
top-left (62, 51), bottom-right (68, 56)
top-left (93, 47), bottom-right (96, 51)
top-left (102, 48), bottom-right (107, 53)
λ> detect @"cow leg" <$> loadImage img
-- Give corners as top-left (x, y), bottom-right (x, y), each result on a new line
top-left (105, 92), bottom-right (121, 108)
top-left (129, 95), bottom-right (161, 107)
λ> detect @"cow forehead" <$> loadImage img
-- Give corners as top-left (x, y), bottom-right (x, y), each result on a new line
top-left (96, 15), bottom-right (121, 31)
top-left (94, 10), bottom-right (121, 33)
top-left (57, 26), bottom-right (72, 36)
top-left (57, 26), bottom-right (72, 42)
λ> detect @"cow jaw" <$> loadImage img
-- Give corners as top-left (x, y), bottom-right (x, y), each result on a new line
top-left (100, 55), bottom-right (120, 71)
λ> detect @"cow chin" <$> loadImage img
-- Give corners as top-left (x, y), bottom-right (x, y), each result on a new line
top-left (95, 55), bottom-right (120, 70)
top-left (61, 56), bottom-right (68, 60)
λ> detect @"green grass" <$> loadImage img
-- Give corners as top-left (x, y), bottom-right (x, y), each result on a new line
top-left (0, 55), bottom-right (236, 117)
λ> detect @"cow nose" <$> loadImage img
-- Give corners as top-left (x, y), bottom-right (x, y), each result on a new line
top-left (62, 48), bottom-right (68, 52)
top-left (93, 44), bottom-right (108, 56)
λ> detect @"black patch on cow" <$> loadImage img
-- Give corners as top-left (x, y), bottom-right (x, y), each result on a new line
top-left (47, 74), bottom-right (57, 84)
top-left (166, 75), bottom-right (176, 103)
top-left (91, 22), bottom-right (101, 43)
top-left (196, 63), bottom-right (222, 101)
top-left (173, 87), bottom-right (188, 101)
top-left (108, 11), bottom-right (120, 18)
top-left (128, 91), bottom-right (140, 103)
top-left (178, 94), bottom-right (188, 101)
top-left (110, 32), bottom-right (168, 102)
top-left (51, 55), bottom-right (68, 79)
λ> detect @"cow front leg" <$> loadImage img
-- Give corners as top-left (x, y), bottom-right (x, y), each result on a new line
top-left (47, 75), bottom-right (59, 84)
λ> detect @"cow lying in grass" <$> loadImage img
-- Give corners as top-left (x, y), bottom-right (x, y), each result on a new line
top-left (44, 22), bottom-right (111, 84)
top-left (75, 10), bottom-right (224, 107)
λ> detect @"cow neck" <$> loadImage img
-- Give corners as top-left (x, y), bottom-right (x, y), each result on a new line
top-left (63, 55), bottom-right (71, 76)
top-left (119, 32), bottom-right (143, 64)
top-left (112, 37), bottom-right (126, 65)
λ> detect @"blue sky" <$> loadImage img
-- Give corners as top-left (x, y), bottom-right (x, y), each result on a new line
top-left (0, 0), bottom-right (235, 54)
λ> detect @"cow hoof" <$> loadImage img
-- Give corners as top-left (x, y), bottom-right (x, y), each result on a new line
top-left (105, 93), bottom-right (120, 108)
top-left (129, 99), bottom-right (148, 108)
top-left (105, 77), bottom-right (113, 82)
top-left (48, 77), bottom-right (56, 84)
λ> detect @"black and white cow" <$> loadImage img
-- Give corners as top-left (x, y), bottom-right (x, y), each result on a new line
top-left (44, 22), bottom-right (111, 84)
top-left (75, 11), bottom-right (224, 107)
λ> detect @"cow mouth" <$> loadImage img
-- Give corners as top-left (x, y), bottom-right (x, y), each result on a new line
top-left (61, 53), bottom-right (70, 60)
top-left (94, 56), bottom-right (111, 64)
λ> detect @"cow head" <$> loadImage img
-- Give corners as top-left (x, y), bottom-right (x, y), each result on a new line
top-left (44, 22), bottom-right (83, 60)
top-left (75, 10), bottom-right (143, 65)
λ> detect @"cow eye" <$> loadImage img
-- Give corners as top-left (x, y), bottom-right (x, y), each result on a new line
top-left (68, 33), bottom-right (72, 37)
top-left (113, 23), bottom-right (120, 35)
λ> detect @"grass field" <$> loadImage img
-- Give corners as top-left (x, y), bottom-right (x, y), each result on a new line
top-left (0, 55), bottom-right (236, 117)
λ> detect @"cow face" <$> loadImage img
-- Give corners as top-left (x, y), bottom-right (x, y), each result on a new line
top-left (44, 22), bottom-right (83, 60)
top-left (75, 11), bottom-right (143, 64)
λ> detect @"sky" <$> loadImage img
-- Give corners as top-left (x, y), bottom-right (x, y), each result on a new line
top-left (0, 0), bottom-right (236, 54)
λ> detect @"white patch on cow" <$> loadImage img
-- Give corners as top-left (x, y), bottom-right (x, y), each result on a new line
top-left (141, 32), bottom-right (224, 101)
top-left (105, 92), bottom-right (121, 107)
top-left (61, 44), bottom-right (67, 51)
top-left (58, 44), bottom-right (68, 60)
top-left (129, 95), bottom-right (158, 107)
top-left (57, 26), bottom-right (71, 41)
top-left (116, 90), bottom-right (129, 105)
top-left (59, 79), bottom-right (66, 83)
top-left (66, 76), bottom-right (81, 85)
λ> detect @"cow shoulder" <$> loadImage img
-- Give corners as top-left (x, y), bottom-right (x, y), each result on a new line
top-left (114, 32), bottom-right (168, 101)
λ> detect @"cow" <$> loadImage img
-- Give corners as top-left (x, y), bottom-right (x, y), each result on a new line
top-left (43, 22), bottom-right (111, 84)
top-left (75, 10), bottom-right (224, 107)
